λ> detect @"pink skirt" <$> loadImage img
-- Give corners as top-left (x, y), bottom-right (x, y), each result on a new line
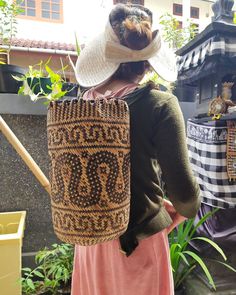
top-left (71, 229), bottom-right (174, 295)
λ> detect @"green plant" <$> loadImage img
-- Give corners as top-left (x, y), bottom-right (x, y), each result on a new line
top-left (21, 243), bottom-right (74, 295)
top-left (169, 208), bottom-right (236, 291)
top-left (0, 0), bottom-right (23, 63)
top-left (74, 32), bottom-right (81, 57)
top-left (159, 13), bottom-right (197, 50)
top-left (13, 59), bottom-right (68, 103)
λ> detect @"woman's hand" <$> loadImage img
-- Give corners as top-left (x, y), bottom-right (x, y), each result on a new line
top-left (163, 199), bottom-right (187, 234)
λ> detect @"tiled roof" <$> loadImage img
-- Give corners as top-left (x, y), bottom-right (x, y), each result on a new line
top-left (1, 38), bottom-right (76, 52)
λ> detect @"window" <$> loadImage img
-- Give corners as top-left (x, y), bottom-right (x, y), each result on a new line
top-left (173, 4), bottom-right (182, 16)
top-left (113, 0), bottom-right (144, 5)
top-left (191, 7), bottom-right (199, 19)
top-left (173, 4), bottom-right (200, 19)
top-left (18, 0), bottom-right (63, 23)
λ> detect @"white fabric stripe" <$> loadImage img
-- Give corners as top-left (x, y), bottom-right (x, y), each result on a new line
top-left (178, 38), bottom-right (236, 71)
top-left (199, 188), bottom-right (236, 206)
top-left (208, 41), bottom-right (225, 53)
top-left (196, 176), bottom-right (236, 193)
top-left (193, 50), bottom-right (200, 65)
top-left (187, 138), bottom-right (226, 153)
top-left (208, 41), bottom-right (236, 53)
top-left (190, 162), bottom-right (229, 180)
top-left (188, 149), bottom-right (226, 166)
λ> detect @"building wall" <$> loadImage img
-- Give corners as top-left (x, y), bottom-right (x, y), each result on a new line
top-left (16, 0), bottom-right (113, 44)
top-left (15, 0), bottom-right (218, 45)
top-left (11, 1), bottom-right (236, 78)
top-left (9, 51), bottom-right (77, 82)
top-left (145, 0), bottom-right (213, 32)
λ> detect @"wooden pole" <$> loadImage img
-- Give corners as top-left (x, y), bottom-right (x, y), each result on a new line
top-left (0, 116), bottom-right (51, 195)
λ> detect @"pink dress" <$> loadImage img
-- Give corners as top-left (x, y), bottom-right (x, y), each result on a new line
top-left (71, 84), bottom-right (174, 295)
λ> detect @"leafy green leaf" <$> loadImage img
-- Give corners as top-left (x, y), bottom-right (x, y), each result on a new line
top-left (189, 208), bottom-right (219, 239)
top-left (33, 270), bottom-right (44, 278)
top-left (12, 74), bottom-right (24, 81)
top-left (183, 251), bottom-right (216, 290)
top-left (175, 264), bottom-right (196, 289)
top-left (177, 252), bottom-right (190, 266)
top-left (22, 267), bottom-right (32, 272)
top-left (214, 260), bottom-right (236, 272)
top-left (192, 237), bottom-right (227, 261)
top-left (26, 278), bottom-right (35, 290)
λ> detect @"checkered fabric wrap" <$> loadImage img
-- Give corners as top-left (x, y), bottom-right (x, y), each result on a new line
top-left (177, 35), bottom-right (236, 73)
top-left (187, 120), bottom-right (236, 209)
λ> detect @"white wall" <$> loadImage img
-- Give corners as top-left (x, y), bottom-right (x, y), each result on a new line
top-left (16, 0), bottom-right (113, 44)
top-left (145, 0), bottom-right (213, 32)
top-left (15, 0), bottom-right (234, 45)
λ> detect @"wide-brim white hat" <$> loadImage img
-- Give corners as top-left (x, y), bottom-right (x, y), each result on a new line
top-left (75, 9), bottom-right (177, 87)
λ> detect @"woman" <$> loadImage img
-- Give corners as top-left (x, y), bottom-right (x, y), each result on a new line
top-left (72, 4), bottom-right (200, 295)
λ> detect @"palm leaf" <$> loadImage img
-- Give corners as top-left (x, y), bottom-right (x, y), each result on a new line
top-left (175, 264), bottom-right (196, 289)
top-left (189, 208), bottom-right (219, 239)
top-left (183, 251), bottom-right (216, 290)
top-left (213, 260), bottom-right (236, 272)
top-left (177, 252), bottom-right (190, 266)
top-left (74, 32), bottom-right (80, 56)
top-left (192, 237), bottom-right (226, 261)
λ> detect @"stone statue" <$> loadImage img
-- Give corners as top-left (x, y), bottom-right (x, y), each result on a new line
top-left (212, 0), bottom-right (234, 22)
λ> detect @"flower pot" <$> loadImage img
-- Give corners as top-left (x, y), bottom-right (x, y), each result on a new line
top-left (0, 211), bottom-right (26, 295)
top-left (27, 77), bottom-right (52, 95)
top-left (62, 82), bottom-right (79, 97)
top-left (0, 64), bottom-right (26, 93)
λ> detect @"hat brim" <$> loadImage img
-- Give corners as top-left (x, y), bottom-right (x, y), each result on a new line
top-left (76, 25), bottom-right (177, 87)
top-left (76, 32), bottom-right (120, 88)
top-left (149, 40), bottom-right (177, 82)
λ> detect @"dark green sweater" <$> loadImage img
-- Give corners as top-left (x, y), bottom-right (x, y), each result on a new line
top-left (120, 84), bottom-right (201, 255)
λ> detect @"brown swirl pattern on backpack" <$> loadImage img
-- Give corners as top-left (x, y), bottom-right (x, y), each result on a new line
top-left (47, 99), bottom-right (131, 245)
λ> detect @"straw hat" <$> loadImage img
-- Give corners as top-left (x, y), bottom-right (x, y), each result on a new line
top-left (75, 4), bottom-right (177, 88)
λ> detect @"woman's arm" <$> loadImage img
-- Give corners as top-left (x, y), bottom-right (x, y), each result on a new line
top-left (153, 93), bottom-right (201, 218)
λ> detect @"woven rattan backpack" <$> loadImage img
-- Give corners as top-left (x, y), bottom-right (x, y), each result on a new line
top-left (47, 86), bottom-right (149, 246)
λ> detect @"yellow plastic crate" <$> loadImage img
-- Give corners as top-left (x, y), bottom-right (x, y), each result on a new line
top-left (0, 211), bottom-right (26, 295)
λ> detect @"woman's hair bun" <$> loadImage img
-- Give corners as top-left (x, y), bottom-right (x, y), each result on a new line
top-left (122, 17), bottom-right (152, 50)
top-left (110, 4), bottom-right (153, 50)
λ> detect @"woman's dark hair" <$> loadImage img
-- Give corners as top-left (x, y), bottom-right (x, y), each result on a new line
top-left (110, 4), bottom-right (154, 81)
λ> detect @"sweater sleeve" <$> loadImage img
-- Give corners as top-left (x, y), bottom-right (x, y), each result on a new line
top-left (152, 94), bottom-right (201, 218)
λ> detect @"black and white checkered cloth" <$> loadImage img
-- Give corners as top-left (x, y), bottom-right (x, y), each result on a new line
top-left (187, 120), bottom-right (236, 209)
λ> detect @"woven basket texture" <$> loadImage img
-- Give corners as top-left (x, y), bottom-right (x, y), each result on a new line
top-left (209, 96), bottom-right (227, 115)
top-left (47, 99), bottom-right (131, 245)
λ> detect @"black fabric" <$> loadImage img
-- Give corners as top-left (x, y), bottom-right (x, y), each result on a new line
top-left (177, 33), bottom-right (236, 84)
top-left (187, 120), bottom-right (236, 209)
top-left (177, 57), bottom-right (236, 84)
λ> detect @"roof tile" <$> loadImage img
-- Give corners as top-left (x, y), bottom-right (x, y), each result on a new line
top-left (1, 38), bottom-right (76, 52)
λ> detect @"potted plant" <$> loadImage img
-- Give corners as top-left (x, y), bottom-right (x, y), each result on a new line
top-left (21, 243), bottom-right (74, 295)
top-left (169, 209), bottom-right (236, 294)
top-left (13, 59), bottom-right (68, 102)
top-left (0, 0), bottom-right (26, 93)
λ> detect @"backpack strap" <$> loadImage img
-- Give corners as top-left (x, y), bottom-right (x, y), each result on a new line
top-left (123, 82), bottom-right (153, 106)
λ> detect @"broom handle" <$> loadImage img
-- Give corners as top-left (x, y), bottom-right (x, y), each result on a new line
top-left (0, 116), bottom-right (51, 195)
